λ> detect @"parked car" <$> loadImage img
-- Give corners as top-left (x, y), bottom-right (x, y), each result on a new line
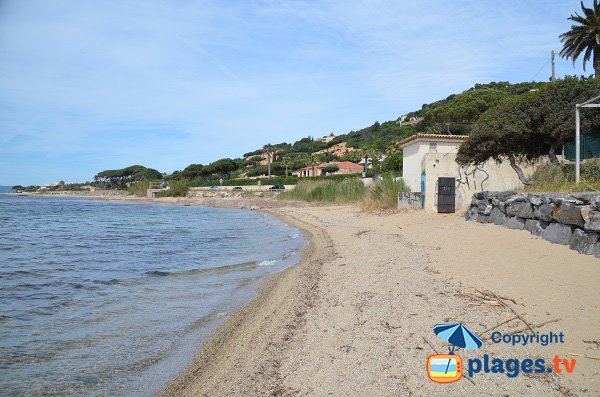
top-left (209, 185), bottom-right (221, 190)
top-left (269, 184), bottom-right (285, 191)
top-left (232, 186), bottom-right (243, 191)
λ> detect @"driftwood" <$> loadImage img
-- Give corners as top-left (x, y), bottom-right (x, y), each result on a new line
top-left (568, 352), bottom-right (600, 361)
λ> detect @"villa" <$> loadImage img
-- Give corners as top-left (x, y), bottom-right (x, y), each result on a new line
top-left (295, 161), bottom-right (363, 177)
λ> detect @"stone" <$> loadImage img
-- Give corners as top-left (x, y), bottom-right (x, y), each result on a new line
top-left (484, 204), bottom-right (493, 215)
top-left (505, 194), bottom-right (527, 205)
top-left (473, 192), bottom-right (486, 200)
top-left (581, 207), bottom-right (600, 232)
top-left (488, 207), bottom-right (505, 225)
top-left (496, 191), bottom-right (518, 201)
top-left (476, 200), bottom-right (490, 214)
top-left (592, 197), bottom-right (600, 211)
top-left (552, 203), bottom-right (584, 227)
top-left (533, 203), bottom-right (554, 222)
top-left (569, 229), bottom-right (600, 255)
top-left (570, 193), bottom-right (600, 205)
top-left (524, 219), bottom-right (549, 237)
top-left (506, 202), bottom-right (534, 218)
top-left (527, 193), bottom-right (543, 206)
top-left (477, 214), bottom-right (489, 223)
top-left (542, 223), bottom-right (574, 245)
top-left (468, 212), bottom-right (478, 221)
top-left (504, 216), bottom-right (526, 230)
top-left (593, 242), bottom-right (600, 258)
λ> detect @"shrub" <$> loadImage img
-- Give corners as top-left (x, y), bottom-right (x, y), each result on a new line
top-left (159, 179), bottom-right (189, 197)
top-left (363, 174), bottom-right (410, 209)
top-left (127, 180), bottom-right (151, 197)
top-left (524, 159), bottom-right (600, 192)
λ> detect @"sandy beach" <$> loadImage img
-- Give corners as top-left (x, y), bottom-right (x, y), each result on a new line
top-left (147, 200), bottom-right (599, 397)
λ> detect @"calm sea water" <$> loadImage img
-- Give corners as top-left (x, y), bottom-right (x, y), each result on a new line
top-left (0, 195), bottom-right (306, 397)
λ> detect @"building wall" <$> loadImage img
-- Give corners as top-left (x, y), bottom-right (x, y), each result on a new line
top-left (422, 152), bottom-right (538, 213)
top-left (401, 139), bottom-right (463, 192)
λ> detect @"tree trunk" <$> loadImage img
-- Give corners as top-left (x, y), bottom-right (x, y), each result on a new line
top-left (507, 153), bottom-right (533, 185)
top-left (595, 46), bottom-right (600, 78)
top-left (285, 166), bottom-right (288, 178)
top-left (548, 144), bottom-right (561, 165)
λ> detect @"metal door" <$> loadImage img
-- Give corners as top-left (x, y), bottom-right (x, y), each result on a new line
top-left (437, 177), bottom-right (455, 213)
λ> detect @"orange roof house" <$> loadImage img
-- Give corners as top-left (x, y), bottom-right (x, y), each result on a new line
top-left (295, 161), bottom-right (363, 177)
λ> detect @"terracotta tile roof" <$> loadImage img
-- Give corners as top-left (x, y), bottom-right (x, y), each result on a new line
top-left (397, 133), bottom-right (468, 147)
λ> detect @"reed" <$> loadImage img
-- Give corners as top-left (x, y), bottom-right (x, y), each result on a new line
top-left (279, 178), bottom-right (367, 203)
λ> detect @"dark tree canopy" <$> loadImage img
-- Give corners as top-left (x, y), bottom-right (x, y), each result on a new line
top-left (457, 76), bottom-right (600, 183)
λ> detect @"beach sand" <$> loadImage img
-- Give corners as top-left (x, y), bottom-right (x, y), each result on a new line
top-left (155, 203), bottom-right (599, 397)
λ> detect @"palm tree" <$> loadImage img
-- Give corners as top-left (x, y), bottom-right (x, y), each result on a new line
top-left (263, 144), bottom-right (274, 178)
top-left (281, 157), bottom-right (293, 178)
top-left (560, 1), bottom-right (600, 77)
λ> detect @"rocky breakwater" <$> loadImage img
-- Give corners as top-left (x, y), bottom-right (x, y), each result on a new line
top-left (465, 191), bottom-right (600, 258)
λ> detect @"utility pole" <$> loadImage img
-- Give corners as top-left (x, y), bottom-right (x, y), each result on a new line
top-left (551, 50), bottom-right (556, 82)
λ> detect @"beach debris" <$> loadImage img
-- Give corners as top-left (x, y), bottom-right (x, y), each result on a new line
top-left (568, 352), bottom-right (600, 360)
top-left (583, 339), bottom-right (600, 348)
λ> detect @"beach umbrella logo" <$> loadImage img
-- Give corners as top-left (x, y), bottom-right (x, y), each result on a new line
top-left (433, 323), bottom-right (483, 353)
top-left (426, 323), bottom-right (482, 384)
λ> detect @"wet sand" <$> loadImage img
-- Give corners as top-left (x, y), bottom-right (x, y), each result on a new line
top-left (155, 203), bottom-right (599, 397)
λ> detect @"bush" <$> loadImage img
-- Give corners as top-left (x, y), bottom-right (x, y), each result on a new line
top-left (525, 159), bottom-right (600, 192)
top-left (363, 174), bottom-right (410, 209)
top-left (127, 180), bottom-right (151, 197)
top-left (159, 179), bottom-right (189, 197)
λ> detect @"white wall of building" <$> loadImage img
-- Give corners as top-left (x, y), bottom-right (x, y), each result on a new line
top-left (401, 138), bottom-right (463, 192)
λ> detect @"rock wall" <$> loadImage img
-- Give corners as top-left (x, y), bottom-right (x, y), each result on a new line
top-left (465, 191), bottom-right (600, 258)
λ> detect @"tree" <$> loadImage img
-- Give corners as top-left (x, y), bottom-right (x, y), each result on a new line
top-left (263, 144), bottom-right (274, 178)
top-left (322, 164), bottom-right (339, 174)
top-left (560, 0), bottom-right (600, 77)
top-left (281, 157), bottom-right (293, 178)
top-left (181, 164), bottom-right (204, 179)
top-left (458, 77), bottom-right (600, 184)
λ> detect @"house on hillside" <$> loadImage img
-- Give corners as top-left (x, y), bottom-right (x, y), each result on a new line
top-left (320, 134), bottom-right (335, 143)
top-left (399, 134), bottom-right (536, 213)
top-left (295, 161), bottom-right (363, 177)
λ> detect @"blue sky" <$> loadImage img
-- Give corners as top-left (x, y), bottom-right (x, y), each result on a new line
top-left (0, 0), bottom-right (590, 185)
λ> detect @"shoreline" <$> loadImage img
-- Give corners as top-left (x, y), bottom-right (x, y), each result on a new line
top-left (15, 194), bottom-right (599, 395)
top-left (156, 201), bottom-right (333, 396)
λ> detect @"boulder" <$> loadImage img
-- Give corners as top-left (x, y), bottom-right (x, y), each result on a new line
top-left (552, 203), bottom-right (584, 227)
top-left (593, 242), bottom-right (600, 258)
top-left (542, 223), bottom-right (574, 245)
top-left (474, 199), bottom-right (489, 214)
top-left (473, 192), bottom-right (486, 200)
top-left (580, 207), bottom-right (600, 232)
top-left (488, 207), bottom-right (506, 225)
top-left (476, 214), bottom-right (489, 223)
top-left (504, 216), bottom-right (526, 230)
top-left (496, 191), bottom-right (518, 201)
top-left (570, 192), bottom-right (600, 205)
top-left (533, 204), bottom-right (554, 222)
top-left (505, 195), bottom-right (527, 205)
top-left (527, 193), bottom-right (543, 206)
top-left (524, 219), bottom-right (549, 237)
top-left (484, 204), bottom-right (493, 215)
top-left (506, 202), bottom-right (534, 218)
top-left (569, 229), bottom-right (600, 255)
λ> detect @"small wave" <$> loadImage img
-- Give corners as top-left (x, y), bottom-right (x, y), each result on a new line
top-left (145, 271), bottom-right (171, 277)
top-left (93, 278), bottom-right (122, 285)
top-left (257, 260), bottom-right (278, 267)
top-left (144, 261), bottom-right (259, 278)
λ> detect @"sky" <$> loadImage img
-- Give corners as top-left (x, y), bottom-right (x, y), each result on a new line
top-left (0, 0), bottom-right (590, 185)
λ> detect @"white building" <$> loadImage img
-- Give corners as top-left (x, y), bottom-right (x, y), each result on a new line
top-left (399, 134), bottom-right (467, 193)
top-left (399, 133), bottom-right (536, 212)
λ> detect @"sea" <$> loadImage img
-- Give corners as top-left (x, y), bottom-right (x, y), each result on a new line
top-left (0, 195), bottom-right (306, 397)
